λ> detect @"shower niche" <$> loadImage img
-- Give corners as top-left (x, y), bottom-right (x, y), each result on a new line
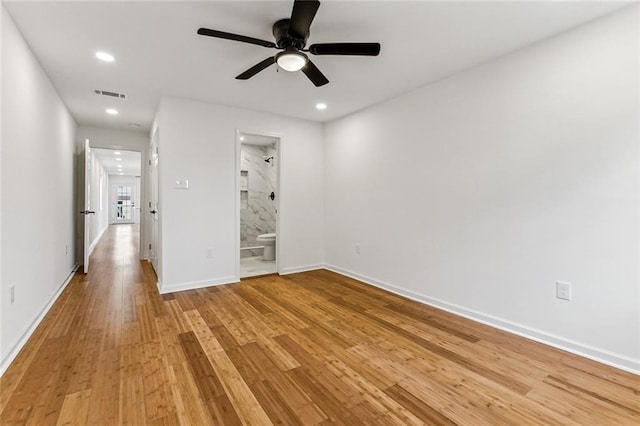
top-left (240, 170), bottom-right (248, 210)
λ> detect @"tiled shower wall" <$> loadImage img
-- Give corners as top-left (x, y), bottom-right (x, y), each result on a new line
top-left (240, 143), bottom-right (277, 255)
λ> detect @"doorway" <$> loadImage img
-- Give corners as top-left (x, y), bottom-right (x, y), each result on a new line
top-left (237, 132), bottom-right (280, 278)
top-left (110, 182), bottom-right (139, 224)
top-left (87, 148), bottom-right (142, 264)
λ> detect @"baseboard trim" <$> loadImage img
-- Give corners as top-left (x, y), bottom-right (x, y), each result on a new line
top-left (88, 224), bottom-right (108, 256)
top-left (324, 264), bottom-right (640, 376)
top-left (155, 264), bottom-right (324, 294)
top-left (0, 267), bottom-right (78, 377)
top-left (279, 264), bottom-right (324, 275)
top-left (158, 276), bottom-right (239, 294)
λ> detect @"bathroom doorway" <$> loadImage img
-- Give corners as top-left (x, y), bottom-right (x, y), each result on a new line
top-left (237, 132), bottom-right (280, 278)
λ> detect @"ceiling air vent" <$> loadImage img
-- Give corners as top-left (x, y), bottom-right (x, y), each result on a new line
top-left (94, 89), bottom-right (126, 99)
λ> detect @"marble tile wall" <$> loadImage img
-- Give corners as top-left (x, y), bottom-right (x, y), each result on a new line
top-left (240, 143), bottom-right (277, 252)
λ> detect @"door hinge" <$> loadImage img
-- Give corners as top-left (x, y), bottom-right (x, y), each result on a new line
top-left (149, 243), bottom-right (152, 250)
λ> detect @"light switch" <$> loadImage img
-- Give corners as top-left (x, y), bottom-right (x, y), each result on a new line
top-left (174, 179), bottom-right (189, 189)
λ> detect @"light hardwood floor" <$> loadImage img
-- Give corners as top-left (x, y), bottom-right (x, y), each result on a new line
top-left (1, 224), bottom-right (638, 425)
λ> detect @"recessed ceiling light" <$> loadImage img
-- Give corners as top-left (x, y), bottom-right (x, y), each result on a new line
top-left (114, 151), bottom-right (121, 155)
top-left (119, 173), bottom-right (124, 176)
top-left (240, 136), bottom-right (245, 141)
top-left (116, 158), bottom-right (122, 161)
top-left (316, 103), bottom-right (327, 110)
top-left (95, 51), bottom-right (115, 62)
top-left (106, 108), bottom-right (118, 115)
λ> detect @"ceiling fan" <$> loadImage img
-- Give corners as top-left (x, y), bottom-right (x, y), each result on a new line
top-left (197, 0), bottom-right (380, 87)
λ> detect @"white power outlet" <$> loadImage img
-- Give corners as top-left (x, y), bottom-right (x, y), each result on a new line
top-left (65, 244), bottom-right (68, 255)
top-left (355, 243), bottom-right (361, 255)
top-left (206, 247), bottom-right (214, 259)
top-left (10, 284), bottom-right (15, 304)
top-left (556, 281), bottom-right (572, 301)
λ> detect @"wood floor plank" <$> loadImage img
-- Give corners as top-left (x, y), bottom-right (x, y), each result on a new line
top-left (384, 383), bottom-right (457, 426)
top-left (545, 372), bottom-right (640, 414)
top-left (85, 348), bottom-right (121, 425)
top-left (250, 379), bottom-right (304, 425)
top-left (1, 224), bottom-right (638, 425)
top-left (527, 381), bottom-right (639, 425)
top-left (56, 389), bottom-right (91, 426)
top-left (119, 375), bottom-right (146, 425)
top-left (322, 354), bottom-right (424, 425)
top-left (177, 331), bottom-right (242, 424)
top-left (139, 339), bottom-right (178, 422)
top-left (184, 310), bottom-right (273, 424)
top-left (542, 375), bottom-right (640, 420)
top-left (238, 341), bottom-right (327, 424)
top-left (166, 361), bottom-right (216, 425)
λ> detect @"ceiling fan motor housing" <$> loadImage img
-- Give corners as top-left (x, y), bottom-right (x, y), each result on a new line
top-left (273, 19), bottom-right (307, 49)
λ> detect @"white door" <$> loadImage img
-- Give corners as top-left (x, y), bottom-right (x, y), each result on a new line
top-left (112, 184), bottom-right (135, 224)
top-left (150, 135), bottom-right (159, 272)
top-left (81, 139), bottom-right (95, 273)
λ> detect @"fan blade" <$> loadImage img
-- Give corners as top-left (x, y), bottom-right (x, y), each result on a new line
top-left (309, 43), bottom-right (381, 56)
top-left (236, 57), bottom-right (276, 80)
top-left (198, 28), bottom-right (277, 48)
top-left (301, 59), bottom-right (329, 87)
top-left (288, 0), bottom-right (320, 40)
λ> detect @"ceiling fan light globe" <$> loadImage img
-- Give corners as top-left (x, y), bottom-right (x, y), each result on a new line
top-left (276, 51), bottom-right (307, 72)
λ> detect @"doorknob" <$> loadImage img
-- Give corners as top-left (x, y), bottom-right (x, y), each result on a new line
top-left (80, 210), bottom-right (95, 215)
top-left (150, 210), bottom-right (157, 214)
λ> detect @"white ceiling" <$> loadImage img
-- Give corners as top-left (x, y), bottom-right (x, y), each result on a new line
top-left (93, 148), bottom-right (141, 177)
top-left (4, 1), bottom-right (628, 132)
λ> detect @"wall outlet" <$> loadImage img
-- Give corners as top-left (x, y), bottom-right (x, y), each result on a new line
top-left (174, 179), bottom-right (189, 189)
top-left (206, 247), bottom-right (214, 258)
top-left (355, 243), bottom-right (361, 255)
top-left (65, 244), bottom-right (68, 255)
top-left (556, 281), bottom-right (572, 301)
top-left (10, 284), bottom-right (15, 304)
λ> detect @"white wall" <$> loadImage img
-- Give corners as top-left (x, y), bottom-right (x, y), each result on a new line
top-left (324, 6), bottom-right (639, 372)
top-left (77, 126), bottom-right (148, 152)
top-left (1, 6), bottom-right (77, 371)
top-left (154, 97), bottom-right (324, 292)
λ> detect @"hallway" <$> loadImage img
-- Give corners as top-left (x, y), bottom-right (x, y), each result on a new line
top-left (0, 224), bottom-right (159, 424)
top-left (1, 225), bottom-right (638, 424)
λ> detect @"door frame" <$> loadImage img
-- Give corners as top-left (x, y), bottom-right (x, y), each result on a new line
top-left (82, 139), bottom-right (92, 273)
top-left (80, 144), bottom-right (148, 261)
top-left (149, 130), bottom-right (160, 276)
top-left (78, 143), bottom-right (146, 272)
top-left (235, 129), bottom-right (282, 280)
